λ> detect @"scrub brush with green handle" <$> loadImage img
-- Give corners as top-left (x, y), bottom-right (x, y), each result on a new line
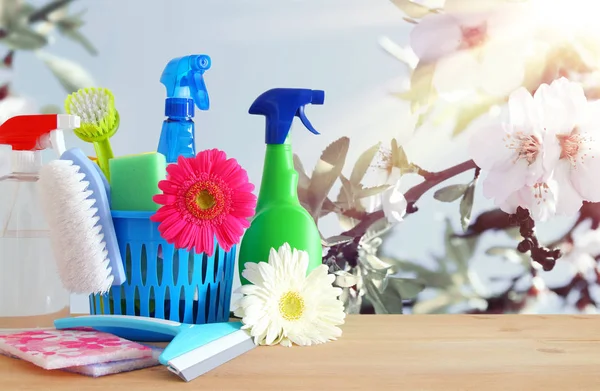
top-left (65, 87), bottom-right (119, 181)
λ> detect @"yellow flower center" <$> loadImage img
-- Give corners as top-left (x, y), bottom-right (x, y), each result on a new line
top-left (195, 190), bottom-right (215, 210)
top-left (278, 291), bottom-right (305, 321)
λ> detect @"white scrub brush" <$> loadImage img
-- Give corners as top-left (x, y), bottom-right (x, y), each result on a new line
top-left (39, 148), bottom-right (125, 294)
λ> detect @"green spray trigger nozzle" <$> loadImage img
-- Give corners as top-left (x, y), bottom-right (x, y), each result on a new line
top-left (249, 88), bottom-right (324, 144)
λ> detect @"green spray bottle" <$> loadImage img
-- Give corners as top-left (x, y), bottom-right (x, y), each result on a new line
top-left (238, 88), bottom-right (325, 285)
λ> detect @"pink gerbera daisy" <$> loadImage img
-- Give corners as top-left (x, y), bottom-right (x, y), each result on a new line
top-left (151, 149), bottom-right (257, 256)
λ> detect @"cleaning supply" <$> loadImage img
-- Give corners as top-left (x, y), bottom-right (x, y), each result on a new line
top-left (39, 147), bottom-right (125, 294)
top-left (108, 152), bottom-right (167, 211)
top-left (238, 88), bottom-right (325, 285)
top-left (158, 54), bottom-right (211, 163)
top-left (55, 315), bottom-right (256, 382)
top-left (0, 114), bottom-right (79, 329)
top-left (61, 345), bottom-right (162, 377)
top-left (65, 87), bottom-right (119, 181)
top-left (0, 327), bottom-right (152, 370)
top-left (0, 340), bottom-right (162, 377)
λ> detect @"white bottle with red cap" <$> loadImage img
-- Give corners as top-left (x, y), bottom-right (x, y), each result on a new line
top-left (0, 114), bottom-right (80, 329)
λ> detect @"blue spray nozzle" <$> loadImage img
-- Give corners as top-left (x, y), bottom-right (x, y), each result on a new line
top-left (160, 54), bottom-right (211, 113)
top-left (249, 88), bottom-right (325, 144)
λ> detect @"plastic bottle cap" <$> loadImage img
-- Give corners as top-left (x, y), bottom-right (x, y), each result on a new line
top-left (165, 98), bottom-right (195, 118)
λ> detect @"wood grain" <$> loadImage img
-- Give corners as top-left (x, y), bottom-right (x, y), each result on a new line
top-left (2, 315), bottom-right (600, 390)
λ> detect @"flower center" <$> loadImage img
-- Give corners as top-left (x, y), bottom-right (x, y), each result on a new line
top-left (278, 291), bottom-right (305, 321)
top-left (504, 131), bottom-right (541, 165)
top-left (531, 182), bottom-right (550, 205)
top-left (183, 179), bottom-right (229, 222)
top-left (460, 23), bottom-right (488, 49)
top-left (195, 190), bottom-right (215, 210)
top-left (557, 128), bottom-right (593, 167)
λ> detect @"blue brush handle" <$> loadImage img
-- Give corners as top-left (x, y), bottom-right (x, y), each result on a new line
top-left (55, 315), bottom-right (183, 337)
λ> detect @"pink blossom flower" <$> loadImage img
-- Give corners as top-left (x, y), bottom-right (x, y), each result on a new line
top-left (538, 78), bottom-right (600, 215)
top-left (469, 87), bottom-right (549, 207)
top-left (500, 180), bottom-right (558, 222)
top-left (410, 0), bottom-right (533, 97)
top-left (471, 77), bottom-right (600, 220)
top-left (151, 149), bottom-right (257, 256)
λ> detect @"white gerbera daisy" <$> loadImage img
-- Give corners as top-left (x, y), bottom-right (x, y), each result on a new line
top-left (232, 243), bottom-right (346, 347)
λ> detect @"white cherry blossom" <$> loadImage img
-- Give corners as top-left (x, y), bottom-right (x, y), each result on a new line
top-left (469, 87), bottom-right (548, 207)
top-left (538, 78), bottom-right (600, 215)
top-left (410, 0), bottom-right (534, 97)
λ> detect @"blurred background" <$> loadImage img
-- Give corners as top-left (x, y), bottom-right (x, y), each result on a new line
top-left (4, 0), bottom-right (599, 315)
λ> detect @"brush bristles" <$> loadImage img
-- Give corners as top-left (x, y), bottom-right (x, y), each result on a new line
top-left (39, 160), bottom-right (114, 294)
top-left (65, 87), bottom-right (117, 139)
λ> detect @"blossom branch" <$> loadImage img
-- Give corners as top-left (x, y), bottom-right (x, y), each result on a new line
top-left (28, 0), bottom-right (75, 23)
top-left (510, 207), bottom-right (561, 271)
top-left (340, 159), bottom-right (478, 239)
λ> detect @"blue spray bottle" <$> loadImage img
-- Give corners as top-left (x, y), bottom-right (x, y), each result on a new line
top-left (157, 55), bottom-right (211, 163)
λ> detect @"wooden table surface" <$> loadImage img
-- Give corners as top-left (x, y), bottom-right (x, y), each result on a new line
top-left (2, 314), bottom-right (600, 390)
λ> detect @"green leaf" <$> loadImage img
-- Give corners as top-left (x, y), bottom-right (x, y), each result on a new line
top-left (444, 219), bottom-right (477, 273)
top-left (361, 254), bottom-right (393, 274)
top-left (3, 26), bottom-right (48, 50)
top-left (379, 289), bottom-right (405, 314)
top-left (335, 174), bottom-right (361, 230)
top-left (298, 187), bottom-right (337, 218)
top-left (333, 270), bottom-right (358, 288)
top-left (363, 277), bottom-right (390, 314)
top-left (58, 22), bottom-right (98, 56)
top-left (349, 142), bottom-right (380, 186)
top-left (383, 258), bottom-right (453, 289)
top-left (384, 277), bottom-right (425, 300)
top-left (307, 137), bottom-right (350, 219)
top-left (433, 184), bottom-right (468, 202)
top-left (338, 175), bottom-right (355, 206)
top-left (396, 62), bottom-right (437, 113)
top-left (391, 138), bottom-right (408, 169)
top-left (37, 51), bottom-right (95, 94)
top-left (389, 0), bottom-right (440, 19)
top-left (39, 104), bottom-right (62, 114)
top-left (28, 0), bottom-right (75, 23)
top-left (322, 235), bottom-right (353, 247)
top-left (293, 153), bottom-right (311, 189)
top-left (459, 182), bottom-right (476, 232)
top-left (451, 96), bottom-right (505, 137)
top-left (412, 293), bottom-right (454, 314)
top-left (1, 0), bottom-right (24, 29)
top-left (378, 37), bottom-right (417, 70)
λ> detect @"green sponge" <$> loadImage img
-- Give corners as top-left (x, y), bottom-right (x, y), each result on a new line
top-left (109, 152), bottom-right (167, 211)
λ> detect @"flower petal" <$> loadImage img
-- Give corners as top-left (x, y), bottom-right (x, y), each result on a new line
top-left (534, 78), bottom-right (586, 135)
top-left (433, 50), bottom-right (481, 95)
top-left (570, 142), bottom-right (600, 202)
top-left (409, 13), bottom-right (462, 62)
top-left (554, 161), bottom-right (584, 217)
top-left (468, 122), bottom-right (514, 171)
top-left (507, 87), bottom-right (538, 130)
top-left (482, 159), bottom-right (530, 203)
top-left (381, 182), bottom-right (407, 223)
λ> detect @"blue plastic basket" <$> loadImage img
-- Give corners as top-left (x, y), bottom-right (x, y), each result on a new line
top-left (89, 211), bottom-right (236, 338)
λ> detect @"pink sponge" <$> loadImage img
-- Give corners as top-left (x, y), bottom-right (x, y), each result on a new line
top-left (62, 345), bottom-right (163, 377)
top-left (0, 328), bottom-right (152, 370)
